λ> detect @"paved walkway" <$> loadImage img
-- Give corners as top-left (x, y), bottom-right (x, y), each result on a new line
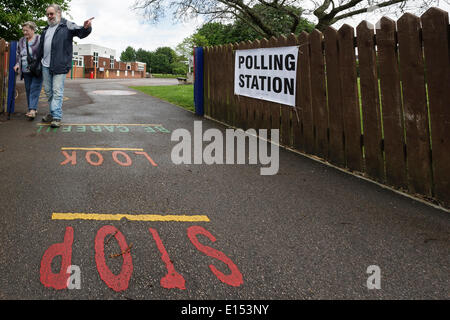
top-left (0, 78), bottom-right (448, 299)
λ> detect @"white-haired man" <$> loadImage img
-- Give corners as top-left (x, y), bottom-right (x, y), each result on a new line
top-left (38, 4), bottom-right (93, 127)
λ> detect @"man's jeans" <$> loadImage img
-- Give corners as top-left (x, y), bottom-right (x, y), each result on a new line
top-left (23, 73), bottom-right (43, 111)
top-left (42, 66), bottom-right (65, 120)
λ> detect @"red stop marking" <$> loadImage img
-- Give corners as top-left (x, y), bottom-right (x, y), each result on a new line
top-left (149, 228), bottom-right (186, 290)
top-left (95, 225), bottom-right (133, 292)
top-left (40, 226), bottom-right (74, 290)
top-left (187, 226), bottom-right (243, 287)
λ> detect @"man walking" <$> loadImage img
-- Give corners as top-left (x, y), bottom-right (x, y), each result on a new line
top-left (38, 4), bottom-right (93, 128)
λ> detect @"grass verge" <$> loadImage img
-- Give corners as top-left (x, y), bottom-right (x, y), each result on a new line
top-left (151, 74), bottom-right (185, 79)
top-left (131, 84), bottom-right (194, 112)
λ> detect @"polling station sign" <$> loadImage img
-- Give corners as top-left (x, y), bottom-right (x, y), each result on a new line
top-left (234, 46), bottom-right (299, 107)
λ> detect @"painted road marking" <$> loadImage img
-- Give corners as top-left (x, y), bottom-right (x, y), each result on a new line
top-left (60, 149), bottom-right (158, 167)
top-left (38, 123), bottom-right (163, 126)
top-left (37, 124), bottom-right (170, 134)
top-left (40, 225), bottom-right (243, 292)
top-left (61, 147), bottom-right (144, 151)
top-left (51, 213), bottom-right (211, 222)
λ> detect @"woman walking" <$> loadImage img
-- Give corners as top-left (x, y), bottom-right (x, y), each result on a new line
top-left (13, 21), bottom-right (43, 120)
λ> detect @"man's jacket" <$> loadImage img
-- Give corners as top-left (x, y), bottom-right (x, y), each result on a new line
top-left (38, 18), bottom-right (92, 74)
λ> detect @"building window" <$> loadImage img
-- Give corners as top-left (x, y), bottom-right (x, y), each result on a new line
top-left (72, 55), bottom-right (84, 67)
top-left (93, 52), bottom-right (99, 68)
top-left (132, 70), bottom-right (135, 77)
top-left (110, 56), bottom-right (114, 69)
top-left (117, 70), bottom-right (120, 77)
top-left (125, 70), bottom-right (128, 77)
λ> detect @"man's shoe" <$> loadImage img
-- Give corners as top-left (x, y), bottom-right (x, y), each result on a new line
top-left (26, 109), bottom-right (36, 121)
top-left (42, 114), bottom-right (53, 123)
top-left (50, 119), bottom-right (61, 128)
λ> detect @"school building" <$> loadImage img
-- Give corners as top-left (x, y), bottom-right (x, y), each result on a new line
top-left (68, 44), bottom-right (146, 79)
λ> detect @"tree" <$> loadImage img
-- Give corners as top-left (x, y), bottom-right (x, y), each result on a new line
top-left (194, 6), bottom-right (315, 44)
top-left (150, 53), bottom-right (170, 73)
top-left (176, 33), bottom-right (209, 61)
top-left (120, 46), bottom-right (137, 62)
top-left (0, 0), bottom-right (70, 40)
top-left (195, 22), bottom-right (235, 45)
top-left (155, 47), bottom-right (177, 64)
top-left (132, 0), bottom-right (442, 35)
top-left (121, 45), bottom-right (186, 74)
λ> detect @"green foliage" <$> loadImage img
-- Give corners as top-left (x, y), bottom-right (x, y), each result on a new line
top-left (151, 53), bottom-right (170, 73)
top-left (0, 0), bottom-right (70, 40)
top-left (171, 62), bottom-right (188, 75)
top-left (121, 45), bottom-right (184, 74)
top-left (176, 33), bottom-right (209, 60)
top-left (155, 47), bottom-right (177, 64)
top-left (177, 4), bottom-right (315, 51)
top-left (234, 4), bottom-right (315, 38)
top-left (120, 46), bottom-right (137, 62)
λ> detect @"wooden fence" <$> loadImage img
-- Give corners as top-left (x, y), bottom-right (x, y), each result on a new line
top-left (202, 7), bottom-right (450, 209)
top-left (0, 38), bottom-right (9, 113)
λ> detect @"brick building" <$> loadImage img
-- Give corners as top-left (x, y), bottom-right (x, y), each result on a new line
top-left (68, 44), bottom-right (146, 79)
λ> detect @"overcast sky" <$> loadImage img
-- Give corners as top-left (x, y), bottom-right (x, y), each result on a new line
top-left (66, 0), bottom-right (204, 58)
top-left (66, 0), bottom-right (450, 59)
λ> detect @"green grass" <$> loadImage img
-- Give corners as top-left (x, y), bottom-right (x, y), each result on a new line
top-left (132, 84), bottom-right (194, 112)
top-left (151, 74), bottom-right (186, 79)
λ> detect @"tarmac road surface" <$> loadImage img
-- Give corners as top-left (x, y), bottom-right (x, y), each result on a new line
top-left (0, 78), bottom-right (448, 300)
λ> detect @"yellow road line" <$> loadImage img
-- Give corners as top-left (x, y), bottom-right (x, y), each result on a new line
top-left (52, 213), bottom-right (210, 222)
top-left (61, 147), bottom-right (144, 151)
top-left (38, 123), bottom-right (162, 126)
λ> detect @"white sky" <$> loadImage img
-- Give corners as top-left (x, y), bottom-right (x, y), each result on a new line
top-left (66, 0), bottom-right (450, 59)
top-left (66, 0), bottom-right (204, 58)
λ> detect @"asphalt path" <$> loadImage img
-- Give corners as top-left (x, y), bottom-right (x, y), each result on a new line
top-left (0, 78), bottom-right (448, 300)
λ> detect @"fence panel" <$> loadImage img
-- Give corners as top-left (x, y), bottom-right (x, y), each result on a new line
top-left (206, 46), bottom-right (212, 118)
top-left (310, 29), bottom-right (329, 159)
top-left (202, 9), bottom-right (450, 208)
top-left (258, 38), bottom-right (271, 132)
top-left (324, 27), bottom-right (345, 167)
top-left (280, 34), bottom-right (295, 147)
top-left (338, 25), bottom-right (363, 172)
top-left (203, 47), bottom-right (210, 117)
top-left (377, 17), bottom-right (408, 190)
top-left (217, 45), bottom-right (226, 123)
top-left (222, 44), bottom-right (232, 124)
top-left (248, 39), bottom-right (260, 132)
top-left (209, 47), bottom-right (216, 119)
top-left (298, 32), bottom-right (314, 154)
top-left (292, 34), bottom-right (303, 152)
top-left (357, 21), bottom-right (385, 182)
top-left (0, 39), bottom-right (7, 113)
top-left (421, 8), bottom-right (450, 206)
top-left (397, 13), bottom-right (433, 197)
top-left (226, 44), bottom-right (235, 125)
top-left (268, 37), bottom-right (281, 135)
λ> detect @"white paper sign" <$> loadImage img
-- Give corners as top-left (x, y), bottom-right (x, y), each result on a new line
top-left (234, 46), bottom-right (298, 107)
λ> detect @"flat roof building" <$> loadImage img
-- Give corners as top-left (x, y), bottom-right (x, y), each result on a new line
top-left (68, 44), bottom-right (146, 80)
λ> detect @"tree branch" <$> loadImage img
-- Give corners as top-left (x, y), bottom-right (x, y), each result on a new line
top-left (333, 0), bottom-right (406, 21)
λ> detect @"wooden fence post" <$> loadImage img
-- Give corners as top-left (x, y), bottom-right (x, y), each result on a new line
top-left (397, 13), bottom-right (433, 197)
top-left (324, 27), bottom-right (345, 167)
top-left (421, 8), bottom-right (450, 206)
top-left (310, 29), bottom-right (329, 159)
top-left (338, 24), bottom-right (363, 173)
top-left (357, 21), bottom-right (385, 182)
top-left (377, 17), bottom-right (408, 190)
